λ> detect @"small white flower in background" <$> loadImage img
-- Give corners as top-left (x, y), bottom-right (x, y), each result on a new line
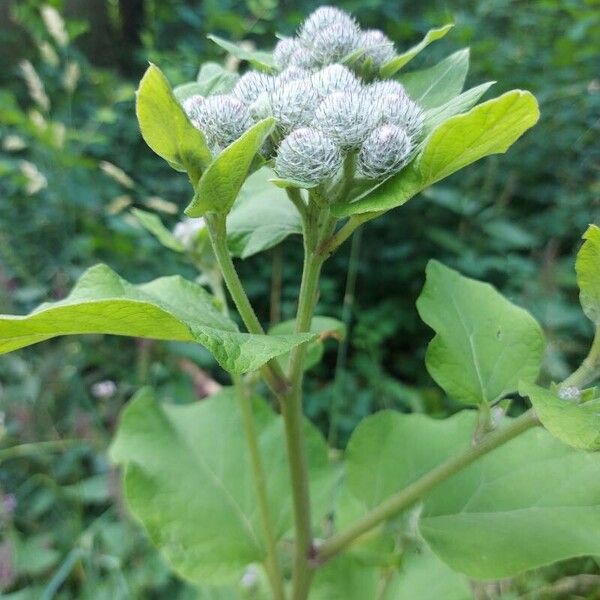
top-left (360, 30), bottom-right (396, 67)
top-left (19, 60), bottom-right (50, 112)
top-left (313, 91), bottom-right (378, 148)
top-left (100, 161), bottom-right (135, 189)
top-left (193, 95), bottom-right (252, 148)
top-left (41, 5), bottom-right (68, 47)
top-left (62, 60), bottom-right (81, 93)
top-left (375, 93), bottom-right (425, 140)
top-left (311, 64), bottom-right (361, 98)
top-left (19, 160), bottom-right (47, 195)
top-left (173, 217), bottom-right (206, 249)
top-left (270, 80), bottom-right (320, 132)
top-left (558, 386), bottom-right (581, 401)
top-left (232, 72), bottom-right (275, 105)
top-left (275, 127), bottom-right (343, 185)
top-left (91, 380), bottom-right (117, 399)
top-left (358, 124), bottom-right (412, 179)
top-left (273, 38), bottom-right (300, 70)
top-left (2, 135), bottom-right (27, 152)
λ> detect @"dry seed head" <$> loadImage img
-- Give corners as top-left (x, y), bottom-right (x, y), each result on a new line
top-left (376, 93), bottom-right (425, 140)
top-left (270, 79), bottom-right (320, 131)
top-left (233, 72), bottom-right (276, 105)
top-left (360, 29), bottom-right (395, 67)
top-left (194, 95), bottom-right (252, 148)
top-left (275, 127), bottom-right (343, 185)
top-left (313, 91), bottom-right (378, 148)
top-left (358, 124), bottom-right (412, 179)
top-left (310, 64), bottom-right (362, 98)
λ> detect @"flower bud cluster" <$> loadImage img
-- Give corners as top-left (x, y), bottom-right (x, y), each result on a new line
top-left (180, 6), bottom-right (424, 185)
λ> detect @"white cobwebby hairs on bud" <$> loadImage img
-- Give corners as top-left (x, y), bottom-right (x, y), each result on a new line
top-left (277, 66), bottom-right (312, 85)
top-left (181, 94), bottom-right (205, 121)
top-left (275, 127), bottom-right (343, 185)
top-left (299, 6), bottom-right (357, 43)
top-left (232, 72), bottom-right (275, 105)
top-left (360, 29), bottom-right (395, 67)
top-left (288, 45), bottom-right (316, 69)
top-left (194, 95), bottom-right (252, 148)
top-left (365, 80), bottom-right (409, 100)
top-left (307, 21), bottom-right (360, 65)
top-left (173, 217), bottom-right (205, 249)
top-left (313, 91), bottom-right (378, 148)
top-left (358, 124), bottom-right (412, 179)
top-left (273, 38), bottom-right (299, 70)
top-left (311, 64), bottom-right (361, 98)
top-left (375, 93), bottom-right (425, 140)
top-left (270, 79), bottom-right (320, 131)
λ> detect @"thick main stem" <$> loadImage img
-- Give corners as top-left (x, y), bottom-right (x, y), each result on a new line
top-left (314, 409), bottom-right (540, 565)
top-left (560, 325), bottom-right (600, 390)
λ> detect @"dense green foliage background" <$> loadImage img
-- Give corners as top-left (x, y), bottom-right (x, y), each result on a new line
top-left (0, 0), bottom-right (598, 597)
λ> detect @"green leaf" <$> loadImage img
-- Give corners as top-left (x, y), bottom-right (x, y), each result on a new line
top-left (185, 118), bottom-right (276, 217)
top-left (173, 81), bottom-right (205, 102)
top-left (226, 168), bottom-right (302, 259)
top-left (345, 409), bottom-right (600, 579)
top-left (576, 224), bottom-right (600, 324)
top-left (269, 177), bottom-right (317, 190)
top-left (311, 555), bottom-right (378, 600)
top-left (136, 64), bottom-right (212, 177)
top-left (0, 264), bottom-right (314, 374)
top-left (131, 208), bottom-right (184, 252)
top-left (207, 35), bottom-right (274, 71)
top-left (196, 62), bottom-right (239, 95)
top-left (270, 316), bottom-right (346, 371)
top-left (380, 24), bottom-right (455, 77)
top-left (333, 89), bottom-right (539, 217)
top-left (384, 549), bottom-right (472, 600)
top-left (421, 421), bottom-right (600, 578)
top-left (110, 387), bottom-right (334, 584)
top-left (520, 382), bottom-right (600, 450)
top-left (416, 260), bottom-right (544, 405)
top-left (398, 49), bottom-right (470, 110)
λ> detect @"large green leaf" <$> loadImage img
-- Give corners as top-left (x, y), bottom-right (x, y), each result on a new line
top-left (207, 35), bottom-right (274, 71)
top-left (136, 64), bottom-right (212, 178)
top-left (226, 168), bottom-right (302, 259)
top-left (416, 260), bottom-right (544, 405)
top-left (345, 409), bottom-right (600, 579)
top-left (0, 264), bottom-right (314, 374)
top-left (380, 24), bottom-right (454, 77)
top-left (333, 90), bottom-right (539, 218)
top-left (398, 49), bottom-right (470, 110)
top-left (311, 555), bottom-right (378, 600)
top-left (185, 119), bottom-right (276, 217)
top-left (110, 388), bottom-right (333, 584)
top-left (520, 382), bottom-right (600, 450)
top-left (131, 208), bottom-right (184, 252)
top-left (576, 224), bottom-right (600, 324)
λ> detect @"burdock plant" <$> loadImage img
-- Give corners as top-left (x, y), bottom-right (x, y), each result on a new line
top-left (3, 6), bottom-right (600, 599)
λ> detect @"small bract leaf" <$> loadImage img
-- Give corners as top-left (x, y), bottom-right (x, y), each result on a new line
top-left (576, 224), bottom-right (600, 324)
top-left (131, 208), bottom-right (184, 252)
top-left (416, 260), bottom-right (544, 405)
top-left (110, 388), bottom-right (334, 584)
top-left (520, 382), bottom-right (600, 450)
top-left (226, 168), bottom-right (302, 259)
top-left (269, 177), bottom-right (317, 190)
top-left (136, 64), bottom-right (212, 178)
top-left (398, 49), bottom-right (470, 109)
top-left (208, 35), bottom-right (275, 71)
top-left (380, 24), bottom-right (454, 77)
top-left (185, 118), bottom-right (276, 217)
top-left (196, 62), bottom-right (239, 95)
top-left (0, 264), bottom-right (315, 374)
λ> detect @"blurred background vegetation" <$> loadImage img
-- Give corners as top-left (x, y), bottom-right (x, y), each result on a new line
top-left (0, 0), bottom-right (599, 597)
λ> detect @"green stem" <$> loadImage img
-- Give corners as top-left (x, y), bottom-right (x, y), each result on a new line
top-left (560, 325), bottom-right (600, 390)
top-left (205, 214), bottom-right (290, 396)
top-left (318, 212), bottom-right (380, 259)
top-left (234, 375), bottom-right (286, 600)
top-left (270, 245), bottom-right (283, 326)
top-left (313, 409), bottom-right (540, 565)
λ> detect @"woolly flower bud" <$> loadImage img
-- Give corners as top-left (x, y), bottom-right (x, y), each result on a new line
top-left (232, 72), bottom-right (275, 105)
top-left (313, 91), bottom-right (378, 148)
top-left (288, 45), bottom-right (316, 69)
top-left (360, 29), bottom-right (395, 67)
top-left (310, 64), bottom-right (361, 98)
top-left (181, 94), bottom-right (205, 121)
top-left (173, 217), bottom-right (205, 249)
top-left (194, 95), bottom-right (252, 147)
top-left (299, 6), bottom-right (356, 41)
top-left (375, 93), bottom-right (425, 140)
top-left (308, 20), bottom-right (360, 65)
top-left (275, 127), bottom-right (343, 185)
top-left (277, 66), bottom-right (312, 85)
top-left (273, 38), bottom-right (299, 70)
top-left (358, 124), bottom-right (412, 179)
top-left (270, 79), bottom-right (319, 131)
top-left (365, 80), bottom-right (409, 100)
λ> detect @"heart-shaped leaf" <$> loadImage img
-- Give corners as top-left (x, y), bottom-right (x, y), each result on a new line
top-left (379, 24), bottom-right (454, 77)
top-left (0, 264), bottom-right (314, 374)
top-left (208, 35), bottom-right (275, 71)
top-left (136, 64), bottom-right (212, 179)
top-left (416, 260), bottom-right (544, 405)
top-left (185, 118), bottom-right (276, 217)
top-left (110, 387), bottom-right (334, 584)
